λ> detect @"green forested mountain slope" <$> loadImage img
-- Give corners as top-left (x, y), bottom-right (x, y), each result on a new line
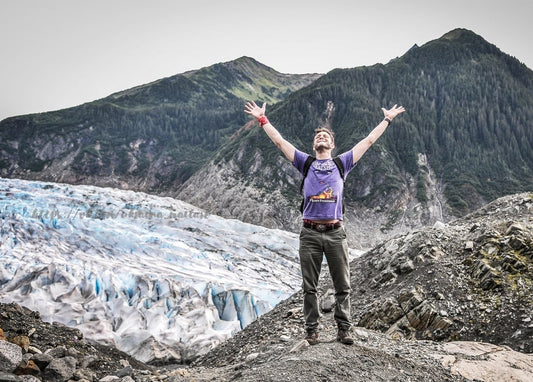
top-left (208, 28), bottom-right (532, 219)
top-left (0, 57), bottom-right (321, 192)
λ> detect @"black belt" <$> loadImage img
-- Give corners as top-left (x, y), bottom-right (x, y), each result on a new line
top-left (303, 220), bottom-right (342, 232)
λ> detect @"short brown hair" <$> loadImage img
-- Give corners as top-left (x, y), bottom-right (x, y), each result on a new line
top-left (314, 128), bottom-right (335, 144)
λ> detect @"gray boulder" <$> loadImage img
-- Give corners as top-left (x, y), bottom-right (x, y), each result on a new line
top-left (0, 341), bottom-right (23, 373)
top-left (42, 356), bottom-right (77, 382)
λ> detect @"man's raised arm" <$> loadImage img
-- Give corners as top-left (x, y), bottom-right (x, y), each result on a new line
top-left (351, 104), bottom-right (406, 165)
top-left (244, 101), bottom-right (296, 162)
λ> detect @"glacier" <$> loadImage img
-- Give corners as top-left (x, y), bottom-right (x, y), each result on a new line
top-left (0, 177), bottom-right (303, 363)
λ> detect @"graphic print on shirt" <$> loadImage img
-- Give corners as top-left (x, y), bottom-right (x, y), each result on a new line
top-left (308, 160), bottom-right (338, 204)
top-left (309, 185), bottom-right (336, 202)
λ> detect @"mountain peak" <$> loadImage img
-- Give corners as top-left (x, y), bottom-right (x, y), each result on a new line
top-left (400, 27), bottom-right (501, 67)
top-left (232, 55), bottom-right (262, 66)
top-left (438, 28), bottom-right (496, 50)
top-left (441, 28), bottom-right (481, 41)
top-left (218, 55), bottom-right (279, 77)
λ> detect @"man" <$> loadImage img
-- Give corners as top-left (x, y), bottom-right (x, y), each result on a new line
top-left (244, 100), bottom-right (405, 345)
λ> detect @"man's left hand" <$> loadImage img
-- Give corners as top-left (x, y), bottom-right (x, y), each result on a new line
top-left (382, 104), bottom-right (405, 120)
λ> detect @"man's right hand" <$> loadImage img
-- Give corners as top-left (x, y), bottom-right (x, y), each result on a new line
top-left (243, 100), bottom-right (295, 162)
top-left (244, 101), bottom-right (266, 119)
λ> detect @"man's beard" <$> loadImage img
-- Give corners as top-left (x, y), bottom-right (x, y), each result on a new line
top-left (314, 142), bottom-right (332, 153)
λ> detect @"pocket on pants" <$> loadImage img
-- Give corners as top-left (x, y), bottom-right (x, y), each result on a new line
top-left (331, 226), bottom-right (347, 240)
top-left (299, 226), bottom-right (314, 239)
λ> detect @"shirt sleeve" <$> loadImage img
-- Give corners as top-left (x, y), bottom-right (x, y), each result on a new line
top-left (337, 150), bottom-right (356, 179)
top-left (292, 149), bottom-right (311, 175)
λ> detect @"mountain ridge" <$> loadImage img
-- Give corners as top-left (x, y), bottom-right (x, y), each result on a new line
top-left (0, 57), bottom-right (321, 195)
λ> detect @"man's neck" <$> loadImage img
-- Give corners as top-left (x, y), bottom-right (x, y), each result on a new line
top-left (315, 150), bottom-right (332, 160)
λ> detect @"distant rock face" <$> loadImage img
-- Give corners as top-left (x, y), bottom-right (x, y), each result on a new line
top-left (176, 157), bottom-right (303, 234)
top-left (178, 152), bottom-right (451, 249)
top-left (347, 192), bottom-right (533, 353)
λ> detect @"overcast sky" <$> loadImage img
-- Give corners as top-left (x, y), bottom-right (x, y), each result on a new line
top-left (1, 0), bottom-right (532, 121)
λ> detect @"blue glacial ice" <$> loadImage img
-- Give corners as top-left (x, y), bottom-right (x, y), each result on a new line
top-left (0, 178), bottom-right (301, 363)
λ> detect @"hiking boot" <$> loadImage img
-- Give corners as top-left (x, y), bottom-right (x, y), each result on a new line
top-left (337, 329), bottom-right (354, 345)
top-left (305, 330), bottom-right (319, 345)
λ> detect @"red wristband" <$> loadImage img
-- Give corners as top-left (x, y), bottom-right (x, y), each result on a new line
top-left (257, 115), bottom-right (269, 127)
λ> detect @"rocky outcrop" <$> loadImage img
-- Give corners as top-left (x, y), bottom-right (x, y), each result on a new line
top-left (177, 150), bottom-right (450, 249)
top-left (193, 286), bottom-right (533, 382)
top-left (348, 192), bottom-right (533, 352)
top-left (358, 287), bottom-right (454, 338)
top-left (436, 341), bottom-right (533, 382)
top-left (190, 193), bottom-right (533, 381)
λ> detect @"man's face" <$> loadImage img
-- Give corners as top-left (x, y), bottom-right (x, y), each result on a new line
top-left (313, 131), bottom-right (334, 153)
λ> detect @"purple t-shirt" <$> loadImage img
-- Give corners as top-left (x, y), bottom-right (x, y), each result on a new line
top-left (293, 149), bottom-right (356, 221)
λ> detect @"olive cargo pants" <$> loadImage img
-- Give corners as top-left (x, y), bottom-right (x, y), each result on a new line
top-left (299, 225), bottom-right (351, 332)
